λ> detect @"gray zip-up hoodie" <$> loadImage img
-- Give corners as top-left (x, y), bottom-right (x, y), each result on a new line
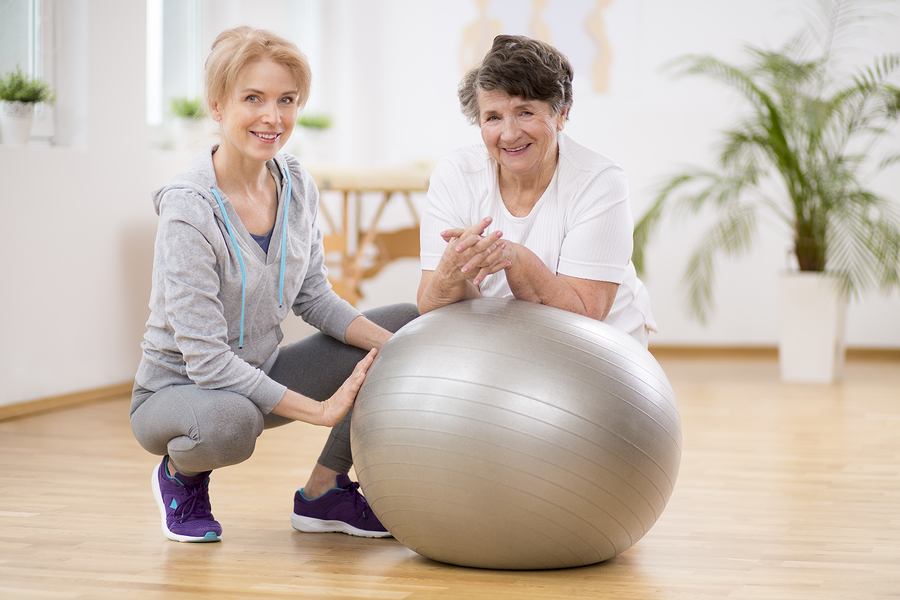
top-left (134, 146), bottom-right (360, 413)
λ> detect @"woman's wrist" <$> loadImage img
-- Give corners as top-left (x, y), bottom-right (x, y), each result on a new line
top-left (270, 389), bottom-right (325, 424)
top-left (345, 316), bottom-right (391, 351)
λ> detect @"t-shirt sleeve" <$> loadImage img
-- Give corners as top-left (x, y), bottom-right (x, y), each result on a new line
top-left (420, 158), bottom-right (468, 272)
top-left (557, 165), bottom-right (633, 284)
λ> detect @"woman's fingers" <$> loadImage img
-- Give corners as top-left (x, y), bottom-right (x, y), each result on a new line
top-left (347, 347), bottom-right (377, 389)
top-left (442, 216), bottom-right (493, 243)
top-left (470, 243), bottom-right (512, 285)
top-left (458, 231), bottom-right (504, 270)
top-left (436, 217), bottom-right (506, 286)
top-left (440, 228), bottom-right (464, 242)
top-left (321, 348), bottom-right (377, 427)
top-left (460, 233), bottom-right (507, 271)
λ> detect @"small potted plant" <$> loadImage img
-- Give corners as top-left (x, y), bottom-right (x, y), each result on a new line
top-left (0, 65), bottom-right (56, 146)
top-left (169, 95), bottom-right (208, 152)
top-left (294, 113), bottom-right (333, 161)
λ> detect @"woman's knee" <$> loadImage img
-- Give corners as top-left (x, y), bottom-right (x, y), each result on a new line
top-left (185, 393), bottom-right (264, 463)
top-left (130, 385), bottom-right (265, 469)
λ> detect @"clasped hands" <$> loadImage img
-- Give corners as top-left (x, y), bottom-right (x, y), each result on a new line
top-left (439, 216), bottom-right (514, 287)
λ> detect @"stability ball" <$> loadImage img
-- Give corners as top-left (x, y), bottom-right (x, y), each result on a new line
top-left (350, 298), bottom-right (681, 570)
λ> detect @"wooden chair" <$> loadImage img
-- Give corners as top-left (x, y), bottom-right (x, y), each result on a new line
top-left (309, 166), bottom-right (431, 305)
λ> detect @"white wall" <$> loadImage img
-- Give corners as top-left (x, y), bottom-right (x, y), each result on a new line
top-left (1, 1), bottom-right (157, 406)
top-left (330, 0), bottom-right (900, 349)
top-left (1, 0), bottom-right (898, 407)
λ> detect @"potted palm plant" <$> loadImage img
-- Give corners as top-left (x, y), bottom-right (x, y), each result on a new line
top-left (0, 65), bottom-right (55, 146)
top-left (633, 0), bottom-right (900, 382)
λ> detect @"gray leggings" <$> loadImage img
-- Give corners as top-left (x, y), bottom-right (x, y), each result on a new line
top-left (130, 303), bottom-right (419, 476)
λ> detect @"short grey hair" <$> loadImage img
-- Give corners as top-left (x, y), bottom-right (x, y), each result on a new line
top-left (458, 35), bottom-right (574, 125)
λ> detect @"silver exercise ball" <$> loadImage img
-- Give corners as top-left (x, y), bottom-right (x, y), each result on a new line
top-left (350, 298), bottom-right (681, 570)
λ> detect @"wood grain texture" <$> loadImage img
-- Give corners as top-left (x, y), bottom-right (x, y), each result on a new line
top-left (1, 354), bottom-right (898, 599)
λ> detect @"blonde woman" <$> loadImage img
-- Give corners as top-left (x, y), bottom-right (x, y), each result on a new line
top-left (131, 27), bottom-right (417, 543)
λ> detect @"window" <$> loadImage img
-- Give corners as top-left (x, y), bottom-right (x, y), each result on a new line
top-left (146, 0), bottom-right (202, 128)
top-left (0, 0), bottom-right (56, 142)
top-left (146, 0), bottom-right (324, 149)
top-left (0, 0), bottom-right (36, 75)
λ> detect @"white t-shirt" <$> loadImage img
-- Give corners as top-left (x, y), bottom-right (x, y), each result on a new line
top-left (420, 133), bottom-right (657, 340)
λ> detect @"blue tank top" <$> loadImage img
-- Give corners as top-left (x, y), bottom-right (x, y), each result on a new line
top-left (250, 228), bottom-right (274, 254)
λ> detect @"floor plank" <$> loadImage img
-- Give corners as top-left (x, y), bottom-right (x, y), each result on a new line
top-left (1, 354), bottom-right (899, 599)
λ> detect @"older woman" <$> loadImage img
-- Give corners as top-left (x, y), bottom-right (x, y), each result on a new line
top-left (418, 35), bottom-right (655, 345)
top-left (131, 27), bottom-right (418, 543)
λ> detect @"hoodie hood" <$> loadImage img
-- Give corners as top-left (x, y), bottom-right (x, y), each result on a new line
top-left (151, 145), bottom-right (221, 216)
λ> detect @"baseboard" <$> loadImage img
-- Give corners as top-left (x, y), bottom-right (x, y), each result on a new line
top-left (846, 348), bottom-right (900, 362)
top-left (649, 346), bottom-right (777, 360)
top-left (649, 346), bottom-right (900, 362)
top-left (0, 381), bottom-right (134, 422)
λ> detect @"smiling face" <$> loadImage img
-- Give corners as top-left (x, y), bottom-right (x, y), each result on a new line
top-left (210, 58), bottom-right (299, 165)
top-left (477, 90), bottom-right (567, 183)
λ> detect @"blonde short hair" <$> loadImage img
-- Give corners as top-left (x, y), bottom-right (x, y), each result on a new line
top-left (205, 26), bottom-right (312, 110)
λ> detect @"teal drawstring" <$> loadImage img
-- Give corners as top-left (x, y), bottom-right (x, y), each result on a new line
top-left (279, 163), bottom-right (291, 308)
top-left (210, 187), bottom-right (247, 348)
top-left (209, 159), bottom-right (292, 348)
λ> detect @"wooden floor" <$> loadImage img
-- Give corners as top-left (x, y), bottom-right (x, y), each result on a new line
top-left (1, 353), bottom-right (899, 599)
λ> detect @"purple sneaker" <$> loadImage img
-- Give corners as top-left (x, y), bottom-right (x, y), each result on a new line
top-left (151, 456), bottom-right (222, 542)
top-left (290, 474), bottom-right (391, 538)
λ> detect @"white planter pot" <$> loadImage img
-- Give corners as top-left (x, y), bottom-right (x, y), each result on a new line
top-left (0, 101), bottom-right (35, 146)
top-left (170, 117), bottom-right (211, 152)
top-left (778, 271), bottom-right (848, 383)
top-left (294, 128), bottom-right (332, 163)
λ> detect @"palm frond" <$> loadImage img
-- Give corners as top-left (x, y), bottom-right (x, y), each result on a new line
top-left (850, 53), bottom-right (900, 89)
top-left (797, 0), bottom-right (894, 60)
top-left (827, 193), bottom-right (900, 293)
top-left (666, 54), bottom-right (767, 109)
top-left (878, 151), bottom-right (900, 170)
top-left (719, 126), bottom-right (769, 171)
top-left (683, 206), bottom-right (759, 323)
top-left (633, 172), bottom-right (699, 275)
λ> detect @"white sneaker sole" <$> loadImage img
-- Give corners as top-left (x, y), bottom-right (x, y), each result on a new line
top-left (290, 512), bottom-right (392, 538)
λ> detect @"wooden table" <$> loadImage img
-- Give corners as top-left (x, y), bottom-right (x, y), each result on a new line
top-left (307, 165), bottom-right (432, 305)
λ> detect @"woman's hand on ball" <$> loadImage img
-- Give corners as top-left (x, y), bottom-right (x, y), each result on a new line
top-left (271, 348), bottom-right (377, 426)
top-left (320, 348), bottom-right (378, 427)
